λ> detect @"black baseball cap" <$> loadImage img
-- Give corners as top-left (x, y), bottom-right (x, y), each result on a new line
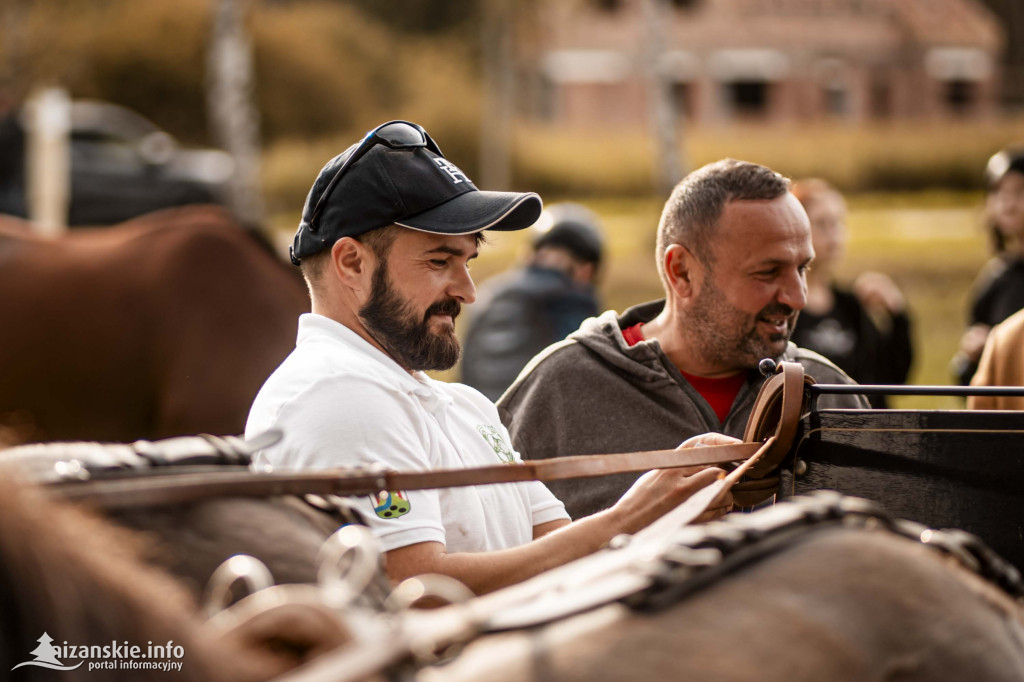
top-left (531, 202), bottom-right (604, 265)
top-left (291, 120), bottom-right (542, 264)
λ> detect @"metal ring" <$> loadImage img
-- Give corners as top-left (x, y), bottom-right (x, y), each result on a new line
top-left (202, 554), bottom-right (274, 617)
top-left (383, 574), bottom-right (475, 612)
top-left (317, 525), bottom-right (382, 606)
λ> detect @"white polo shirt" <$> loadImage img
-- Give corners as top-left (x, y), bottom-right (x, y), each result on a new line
top-left (246, 313), bottom-right (568, 553)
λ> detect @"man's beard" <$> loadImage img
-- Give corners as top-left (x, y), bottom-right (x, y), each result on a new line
top-left (689, 276), bottom-right (796, 371)
top-left (359, 259), bottom-right (462, 371)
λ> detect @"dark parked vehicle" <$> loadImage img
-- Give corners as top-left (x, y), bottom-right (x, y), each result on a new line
top-left (0, 100), bottom-right (232, 225)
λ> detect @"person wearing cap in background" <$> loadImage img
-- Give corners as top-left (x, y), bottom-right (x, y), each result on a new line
top-left (953, 147), bottom-right (1024, 385)
top-left (498, 159), bottom-right (867, 521)
top-left (245, 121), bottom-right (733, 595)
top-left (461, 203), bottom-right (604, 401)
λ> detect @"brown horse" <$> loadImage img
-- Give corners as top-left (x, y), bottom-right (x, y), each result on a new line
top-left (0, 435), bottom-right (359, 598)
top-left (0, 469), bottom-right (352, 681)
top-left (422, 529), bottom-right (1024, 682)
top-left (282, 494), bottom-right (1024, 682)
top-left (0, 206), bottom-right (309, 444)
top-left (5, 433), bottom-right (1024, 681)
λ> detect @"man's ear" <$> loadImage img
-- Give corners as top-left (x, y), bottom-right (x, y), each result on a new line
top-left (330, 237), bottom-right (374, 293)
top-left (664, 243), bottom-right (700, 300)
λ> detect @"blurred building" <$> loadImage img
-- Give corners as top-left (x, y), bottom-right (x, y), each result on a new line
top-left (978, 0), bottom-right (1024, 109)
top-left (527, 0), bottom-right (1004, 126)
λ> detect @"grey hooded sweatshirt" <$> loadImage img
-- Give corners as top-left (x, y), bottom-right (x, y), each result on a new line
top-left (497, 300), bottom-right (868, 519)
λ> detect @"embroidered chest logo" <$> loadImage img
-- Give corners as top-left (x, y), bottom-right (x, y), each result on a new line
top-left (477, 425), bottom-right (516, 464)
top-left (371, 490), bottom-right (411, 519)
top-left (434, 158), bottom-right (470, 184)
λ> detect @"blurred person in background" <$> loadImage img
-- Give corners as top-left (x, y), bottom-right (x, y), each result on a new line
top-left (790, 179), bottom-right (913, 408)
top-left (953, 148), bottom-right (1024, 385)
top-left (461, 203), bottom-right (604, 401)
top-left (968, 307), bottom-right (1024, 410)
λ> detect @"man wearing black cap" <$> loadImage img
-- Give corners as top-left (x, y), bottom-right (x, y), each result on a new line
top-left (246, 121), bottom-right (731, 595)
top-left (462, 203), bottom-right (605, 401)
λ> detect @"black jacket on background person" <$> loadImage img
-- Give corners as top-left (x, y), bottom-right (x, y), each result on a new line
top-left (461, 265), bottom-right (599, 402)
top-left (790, 286), bottom-right (913, 408)
top-left (970, 257), bottom-right (1024, 332)
top-left (956, 256), bottom-right (1024, 385)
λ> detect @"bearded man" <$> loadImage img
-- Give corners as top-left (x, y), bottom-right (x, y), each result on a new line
top-left (498, 159), bottom-right (868, 520)
top-left (246, 122), bottom-right (733, 595)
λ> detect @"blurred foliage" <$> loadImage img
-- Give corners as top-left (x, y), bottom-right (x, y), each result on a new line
top-left (508, 119), bottom-right (1024, 198)
top-left (7, 0), bottom-right (211, 139)
top-left (345, 0), bottom-right (479, 36)
top-left (4, 0), bottom-right (1023, 201)
top-left (3, 0), bottom-right (486, 150)
top-left (250, 2), bottom-right (404, 141)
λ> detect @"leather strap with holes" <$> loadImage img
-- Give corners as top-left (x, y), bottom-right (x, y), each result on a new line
top-left (47, 364), bottom-right (807, 511)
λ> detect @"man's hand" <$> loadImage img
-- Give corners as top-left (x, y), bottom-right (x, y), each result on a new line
top-left (676, 432), bottom-right (743, 450)
top-left (853, 271), bottom-right (906, 314)
top-left (677, 432), bottom-right (739, 522)
top-left (383, 432), bottom-right (743, 596)
top-left (610, 432), bottom-right (740, 534)
top-left (959, 323), bottom-right (991, 364)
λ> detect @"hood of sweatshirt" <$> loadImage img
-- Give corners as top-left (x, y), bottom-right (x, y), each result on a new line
top-left (569, 300), bottom-right (700, 391)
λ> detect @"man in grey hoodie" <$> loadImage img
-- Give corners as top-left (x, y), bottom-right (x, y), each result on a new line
top-left (498, 159), bottom-right (868, 519)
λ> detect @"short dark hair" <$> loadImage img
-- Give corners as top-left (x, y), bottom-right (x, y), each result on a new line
top-left (531, 203), bottom-right (604, 266)
top-left (299, 225), bottom-right (404, 299)
top-left (656, 159), bottom-right (790, 280)
top-left (299, 225), bottom-right (485, 299)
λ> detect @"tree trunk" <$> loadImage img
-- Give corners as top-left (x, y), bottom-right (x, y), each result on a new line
top-left (207, 0), bottom-right (265, 230)
top-left (0, 0), bottom-right (29, 109)
top-left (641, 0), bottom-right (687, 197)
top-left (479, 0), bottom-right (514, 190)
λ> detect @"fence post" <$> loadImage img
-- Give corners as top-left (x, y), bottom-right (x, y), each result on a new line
top-left (25, 87), bottom-right (70, 236)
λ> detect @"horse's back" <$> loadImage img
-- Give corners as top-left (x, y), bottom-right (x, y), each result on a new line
top-left (429, 526), bottom-right (1024, 682)
top-left (0, 206), bottom-right (309, 442)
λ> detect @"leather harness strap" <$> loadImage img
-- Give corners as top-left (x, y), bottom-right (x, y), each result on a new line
top-left (51, 442), bottom-right (763, 511)
top-left (733, 361), bottom-right (808, 505)
top-left (45, 362), bottom-right (807, 511)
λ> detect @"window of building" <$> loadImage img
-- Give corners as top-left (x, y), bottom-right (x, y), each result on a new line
top-left (593, 0), bottom-right (624, 12)
top-left (824, 85), bottom-right (848, 117)
top-left (726, 80), bottom-right (769, 117)
top-left (870, 78), bottom-right (891, 119)
top-left (944, 79), bottom-right (976, 115)
top-left (671, 82), bottom-right (696, 120)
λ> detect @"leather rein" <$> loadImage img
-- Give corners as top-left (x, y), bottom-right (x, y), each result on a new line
top-left (45, 362), bottom-right (808, 511)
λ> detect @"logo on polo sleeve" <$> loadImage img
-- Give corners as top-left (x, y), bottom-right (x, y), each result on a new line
top-left (372, 490), bottom-right (411, 519)
top-left (477, 425), bottom-right (516, 464)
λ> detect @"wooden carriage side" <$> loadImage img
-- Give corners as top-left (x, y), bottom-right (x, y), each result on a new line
top-left (779, 394), bottom-right (1024, 570)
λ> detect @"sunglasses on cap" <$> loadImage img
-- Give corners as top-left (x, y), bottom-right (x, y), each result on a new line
top-left (307, 120), bottom-right (443, 232)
